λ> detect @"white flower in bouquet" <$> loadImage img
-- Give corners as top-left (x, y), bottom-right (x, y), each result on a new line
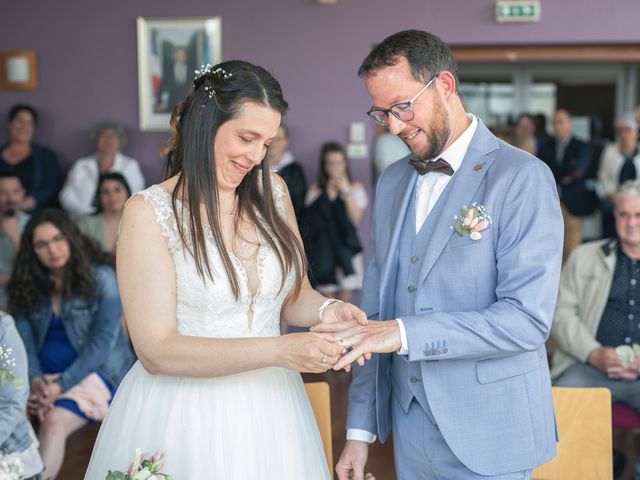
top-left (0, 345), bottom-right (23, 389)
top-left (0, 454), bottom-right (24, 480)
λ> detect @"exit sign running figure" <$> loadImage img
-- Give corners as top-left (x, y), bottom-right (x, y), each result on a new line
top-left (495, 0), bottom-right (541, 23)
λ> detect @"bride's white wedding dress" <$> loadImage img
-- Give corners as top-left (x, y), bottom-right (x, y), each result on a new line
top-left (84, 184), bottom-right (330, 479)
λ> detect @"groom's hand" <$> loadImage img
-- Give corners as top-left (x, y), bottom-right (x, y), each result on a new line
top-left (317, 302), bottom-right (370, 368)
top-left (313, 320), bottom-right (401, 371)
top-left (336, 440), bottom-right (374, 480)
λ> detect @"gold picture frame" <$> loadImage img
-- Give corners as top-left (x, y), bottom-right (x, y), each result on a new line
top-left (0, 50), bottom-right (38, 90)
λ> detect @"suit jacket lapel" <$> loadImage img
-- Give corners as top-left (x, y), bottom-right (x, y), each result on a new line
top-left (379, 166), bottom-right (417, 319)
top-left (417, 122), bottom-right (499, 288)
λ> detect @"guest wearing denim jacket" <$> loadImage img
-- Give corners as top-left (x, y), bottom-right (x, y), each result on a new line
top-left (0, 311), bottom-right (44, 479)
top-left (7, 209), bottom-right (134, 480)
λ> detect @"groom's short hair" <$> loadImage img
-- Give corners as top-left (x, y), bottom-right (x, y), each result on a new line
top-left (358, 29), bottom-right (459, 92)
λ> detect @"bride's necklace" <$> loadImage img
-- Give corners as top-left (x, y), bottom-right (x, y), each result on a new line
top-left (221, 202), bottom-right (237, 216)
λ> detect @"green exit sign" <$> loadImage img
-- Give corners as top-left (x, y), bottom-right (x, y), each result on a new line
top-left (496, 0), bottom-right (541, 22)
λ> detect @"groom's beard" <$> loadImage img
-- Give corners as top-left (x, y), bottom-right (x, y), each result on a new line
top-left (415, 96), bottom-right (451, 161)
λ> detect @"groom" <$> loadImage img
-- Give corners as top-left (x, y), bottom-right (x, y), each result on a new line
top-left (316, 30), bottom-right (563, 479)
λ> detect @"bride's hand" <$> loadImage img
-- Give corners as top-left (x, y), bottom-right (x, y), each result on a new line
top-left (314, 320), bottom-right (402, 371)
top-left (318, 302), bottom-right (369, 367)
top-left (276, 332), bottom-right (344, 373)
top-left (321, 301), bottom-right (368, 326)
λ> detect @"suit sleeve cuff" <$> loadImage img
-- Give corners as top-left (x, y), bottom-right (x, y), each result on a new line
top-left (396, 318), bottom-right (409, 355)
top-left (346, 428), bottom-right (377, 443)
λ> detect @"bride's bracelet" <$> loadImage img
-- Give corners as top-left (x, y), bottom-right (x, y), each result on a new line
top-left (318, 298), bottom-right (343, 321)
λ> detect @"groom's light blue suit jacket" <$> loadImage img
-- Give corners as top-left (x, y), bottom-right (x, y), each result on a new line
top-left (347, 120), bottom-right (563, 476)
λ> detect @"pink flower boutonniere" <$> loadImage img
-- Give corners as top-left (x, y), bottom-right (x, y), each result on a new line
top-left (452, 203), bottom-right (492, 241)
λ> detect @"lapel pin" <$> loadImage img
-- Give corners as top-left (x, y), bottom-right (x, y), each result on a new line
top-left (473, 163), bottom-right (483, 171)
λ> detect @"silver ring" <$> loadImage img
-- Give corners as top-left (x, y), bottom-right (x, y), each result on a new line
top-left (322, 353), bottom-right (328, 364)
top-left (338, 337), bottom-right (345, 346)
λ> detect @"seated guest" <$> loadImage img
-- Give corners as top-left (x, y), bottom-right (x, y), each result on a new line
top-left (59, 121), bottom-right (145, 218)
top-left (0, 174), bottom-right (30, 309)
top-left (538, 109), bottom-right (591, 262)
top-left (7, 209), bottom-right (135, 480)
top-left (301, 142), bottom-right (368, 302)
top-left (551, 180), bottom-right (640, 400)
top-left (77, 173), bottom-right (131, 253)
top-left (598, 113), bottom-right (640, 238)
top-left (0, 104), bottom-right (61, 211)
top-left (0, 310), bottom-right (44, 479)
top-left (514, 113), bottom-right (538, 153)
top-left (265, 124), bottom-right (307, 221)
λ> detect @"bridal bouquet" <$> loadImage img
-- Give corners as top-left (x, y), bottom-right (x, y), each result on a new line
top-left (0, 345), bottom-right (23, 389)
top-left (0, 455), bottom-right (24, 480)
top-left (106, 449), bottom-right (173, 480)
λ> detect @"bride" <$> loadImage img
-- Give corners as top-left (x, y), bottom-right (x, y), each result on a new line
top-left (84, 60), bottom-right (367, 479)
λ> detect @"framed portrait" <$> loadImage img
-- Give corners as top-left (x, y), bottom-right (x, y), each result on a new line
top-left (0, 50), bottom-right (38, 90)
top-left (137, 16), bottom-right (222, 131)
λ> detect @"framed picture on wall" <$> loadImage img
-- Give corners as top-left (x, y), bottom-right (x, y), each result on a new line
top-left (0, 50), bottom-right (38, 90)
top-left (137, 16), bottom-right (222, 131)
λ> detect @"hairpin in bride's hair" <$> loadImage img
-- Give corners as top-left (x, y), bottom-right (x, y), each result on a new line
top-left (194, 64), bottom-right (233, 99)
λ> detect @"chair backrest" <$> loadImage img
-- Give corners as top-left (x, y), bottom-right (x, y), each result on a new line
top-left (532, 387), bottom-right (612, 480)
top-left (304, 381), bottom-right (333, 479)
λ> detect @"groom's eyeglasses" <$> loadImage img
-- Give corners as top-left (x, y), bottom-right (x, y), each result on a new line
top-left (366, 73), bottom-right (439, 127)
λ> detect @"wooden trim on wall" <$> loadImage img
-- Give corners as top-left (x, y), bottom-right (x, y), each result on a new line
top-left (451, 45), bottom-right (640, 63)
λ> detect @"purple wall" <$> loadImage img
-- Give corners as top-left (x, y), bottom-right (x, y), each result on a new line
top-left (2, 0), bottom-right (640, 239)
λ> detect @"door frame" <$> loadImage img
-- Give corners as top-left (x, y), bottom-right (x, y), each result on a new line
top-left (452, 45), bottom-right (640, 119)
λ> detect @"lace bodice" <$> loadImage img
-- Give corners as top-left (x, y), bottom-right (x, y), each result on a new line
top-left (136, 181), bottom-right (294, 339)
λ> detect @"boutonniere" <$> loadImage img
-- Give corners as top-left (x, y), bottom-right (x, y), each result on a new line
top-left (451, 203), bottom-right (492, 240)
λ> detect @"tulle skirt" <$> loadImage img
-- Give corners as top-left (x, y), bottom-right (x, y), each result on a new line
top-left (84, 361), bottom-right (330, 479)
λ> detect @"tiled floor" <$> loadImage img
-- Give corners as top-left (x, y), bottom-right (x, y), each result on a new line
top-left (59, 369), bottom-right (397, 479)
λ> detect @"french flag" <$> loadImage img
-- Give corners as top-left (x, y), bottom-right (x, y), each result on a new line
top-left (150, 31), bottom-right (162, 95)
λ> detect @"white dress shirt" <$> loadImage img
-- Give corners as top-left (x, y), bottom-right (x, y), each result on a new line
top-left (347, 115), bottom-right (478, 444)
top-left (59, 152), bottom-right (146, 218)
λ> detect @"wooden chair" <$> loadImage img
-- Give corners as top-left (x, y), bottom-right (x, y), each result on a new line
top-left (304, 381), bottom-right (334, 479)
top-left (532, 387), bottom-right (612, 480)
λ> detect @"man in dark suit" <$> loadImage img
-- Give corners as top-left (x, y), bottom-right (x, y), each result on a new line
top-left (155, 47), bottom-right (190, 113)
top-left (538, 109), bottom-right (591, 262)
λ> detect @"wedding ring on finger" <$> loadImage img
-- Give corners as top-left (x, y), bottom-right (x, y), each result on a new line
top-left (322, 353), bottom-right (328, 364)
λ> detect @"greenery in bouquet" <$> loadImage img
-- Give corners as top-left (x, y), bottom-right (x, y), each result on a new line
top-left (106, 449), bottom-right (173, 480)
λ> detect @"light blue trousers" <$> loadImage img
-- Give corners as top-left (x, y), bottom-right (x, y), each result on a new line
top-left (391, 397), bottom-right (532, 480)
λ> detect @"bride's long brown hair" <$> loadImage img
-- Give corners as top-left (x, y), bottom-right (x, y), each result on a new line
top-left (162, 60), bottom-right (307, 300)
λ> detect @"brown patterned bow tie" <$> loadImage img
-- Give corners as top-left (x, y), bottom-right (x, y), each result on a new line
top-left (408, 157), bottom-right (454, 176)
